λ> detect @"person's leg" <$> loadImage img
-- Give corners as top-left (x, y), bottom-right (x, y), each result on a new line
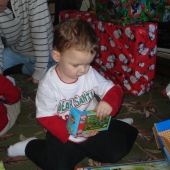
top-left (3, 48), bottom-right (56, 76)
top-left (25, 131), bottom-right (86, 170)
top-left (80, 119), bottom-right (138, 163)
top-left (3, 48), bottom-right (35, 76)
top-left (3, 48), bottom-right (28, 75)
top-left (3, 48), bottom-right (29, 70)
top-left (7, 137), bottom-right (37, 157)
top-left (22, 52), bottom-right (56, 75)
top-left (118, 118), bottom-right (133, 125)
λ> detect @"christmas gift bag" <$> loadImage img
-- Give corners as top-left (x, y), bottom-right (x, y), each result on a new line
top-left (92, 20), bottom-right (157, 96)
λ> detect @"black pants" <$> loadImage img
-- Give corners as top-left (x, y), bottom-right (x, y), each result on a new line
top-left (25, 119), bottom-right (138, 170)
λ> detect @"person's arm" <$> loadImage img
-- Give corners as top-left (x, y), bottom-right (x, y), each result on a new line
top-left (28, 0), bottom-right (53, 81)
top-left (0, 75), bottom-right (20, 104)
top-left (36, 78), bottom-right (70, 143)
top-left (101, 85), bottom-right (124, 116)
top-left (0, 102), bottom-right (8, 131)
top-left (0, 75), bottom-right (20, 132)
top-left (37, 116), bottom-right (69, 143)
top-left (0, 36), bottom-right (4, 74)
top-left (90, 67), bottom-right (124, 116)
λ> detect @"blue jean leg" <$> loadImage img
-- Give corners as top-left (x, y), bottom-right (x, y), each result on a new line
top-left (23, 54), bottom-right (56, 76)
top-left (3, 48), bottom-right (56, 76)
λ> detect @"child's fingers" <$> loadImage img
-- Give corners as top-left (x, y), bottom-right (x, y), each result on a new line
top-left (96, 107), bottom-right (110, 118)
top-left (78, 130), bottom-right (99, 138)
top-left (27, 77), bottom-right (32, 81)
top-left (88, 130), bottom-right (99, 137)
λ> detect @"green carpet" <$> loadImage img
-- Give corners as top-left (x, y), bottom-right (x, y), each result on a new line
top-left (0, 73), bottom-right (170, 170)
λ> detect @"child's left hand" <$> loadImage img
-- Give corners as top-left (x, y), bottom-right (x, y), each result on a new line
top-left (77, 130), bottom-right (99, 138)
top-left (96, 101), bottom-right (112, 119)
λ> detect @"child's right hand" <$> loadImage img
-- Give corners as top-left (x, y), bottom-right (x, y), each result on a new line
top-left (96, 101), bottom-right (112, 119)
top-left (76, 130), bottom-right (99, 138)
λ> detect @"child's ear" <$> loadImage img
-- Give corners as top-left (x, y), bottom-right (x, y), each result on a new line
top-left (51, 50), bottom-right (60, 62)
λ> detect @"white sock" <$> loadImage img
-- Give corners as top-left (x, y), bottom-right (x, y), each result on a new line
top-left (7, 137), bottom-right (37, 157)
top-left (118, 118), bottom-right (133, 125)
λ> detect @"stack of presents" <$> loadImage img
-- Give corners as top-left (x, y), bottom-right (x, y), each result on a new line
top-left (59, 0), bottom-right (170, 97)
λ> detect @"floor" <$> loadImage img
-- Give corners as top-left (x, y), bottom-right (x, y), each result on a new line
top-left (156, 56), bottom-right (170, 77)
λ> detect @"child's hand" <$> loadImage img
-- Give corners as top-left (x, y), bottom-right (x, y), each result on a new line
top-left (96, 101), bottom-right (112, 119)
top-left (77, 130), bottom-right (99, 138)
top-left (27, 77), bottom-right (39, 84)
top-left (0, 95), bottom-right (4, 99)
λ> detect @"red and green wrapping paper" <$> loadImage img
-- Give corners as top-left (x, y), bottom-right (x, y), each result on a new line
top-left (95, 0), bottom-right (170, 25)
top-left (59, 10), bottom-right (157, 96)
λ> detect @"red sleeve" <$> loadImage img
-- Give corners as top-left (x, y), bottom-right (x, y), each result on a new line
top-left (101, 85), bottom-right (124, 116)
top-left (37, 115), bottom-right (70, 143)
top-left (0, 102), bottom-right (8, 131)
top-left (0, 75), bottom-right (21, 104)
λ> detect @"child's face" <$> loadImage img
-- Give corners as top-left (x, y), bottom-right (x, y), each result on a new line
top-left (52, 48), bottom-right (95, 83)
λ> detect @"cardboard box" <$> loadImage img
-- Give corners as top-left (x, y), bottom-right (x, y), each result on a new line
top-left (75, 159), bottom-right (169, 170)
top-left (154, 119), bottom-right (170, 162)
top-left (67, 107), bottom-right (111, 136)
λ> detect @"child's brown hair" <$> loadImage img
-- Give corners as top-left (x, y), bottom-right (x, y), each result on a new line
top-left (53, 18), bottom-right (98, 55)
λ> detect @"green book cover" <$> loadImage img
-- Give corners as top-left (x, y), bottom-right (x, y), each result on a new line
top-left (0, 161), bottom-right (5, 170)
top-left (67, 108), bottom-right (111, 136)
top-left (83, 111), bottom-right (111, 132)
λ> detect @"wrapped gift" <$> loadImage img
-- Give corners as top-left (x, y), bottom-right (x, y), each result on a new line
top-left (93, 20), bottom-right (157, 96)
top-left (59, 10), bottom-right (157, 96)
top-left (95, 0), bottom-right (170, 25)
top-left (95, 0), bottom-right (149, 25)
top-left (59, 10), bottom-right (97, 24)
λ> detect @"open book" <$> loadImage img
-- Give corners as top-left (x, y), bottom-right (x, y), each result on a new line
top-left (67, 107), bottom-right (111, 136)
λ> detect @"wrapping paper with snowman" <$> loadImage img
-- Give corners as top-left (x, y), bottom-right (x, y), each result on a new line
top-left (59, 10), bottom-right (97, 24)
top-left (59, 10), bottom-right (157, 96)
top-left (93, 20), bottom-right (157, 96)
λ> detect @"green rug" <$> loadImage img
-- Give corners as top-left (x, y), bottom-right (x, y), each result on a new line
top-left (0, 73), bottom-right (170, 170)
